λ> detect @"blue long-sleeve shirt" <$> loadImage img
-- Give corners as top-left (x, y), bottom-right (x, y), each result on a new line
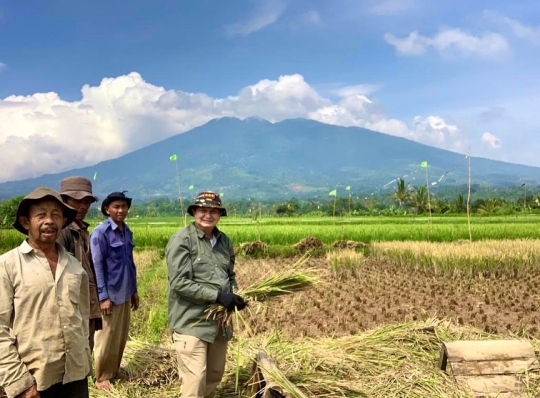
top-left (90, 218), bottom-right (137, 305)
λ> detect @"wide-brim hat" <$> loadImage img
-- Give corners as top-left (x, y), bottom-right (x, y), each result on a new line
top-left (60, 176), bottom-right (99, 202)
top-left (13, 187), bottom-right (78, 235)
top-left (187, 191), bottom-right (227, 217)
top-left (101, 191), bottom-right (132, 216)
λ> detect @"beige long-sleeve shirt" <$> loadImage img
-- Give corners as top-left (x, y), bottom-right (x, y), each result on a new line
top-left (0, 241), bottom-right (91, 397)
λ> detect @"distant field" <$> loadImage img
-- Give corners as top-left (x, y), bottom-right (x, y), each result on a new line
top-left (1, 214), bottom-right (540, 253)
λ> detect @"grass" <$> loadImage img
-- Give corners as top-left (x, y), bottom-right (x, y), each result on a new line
top-left (130, 251), bottom-right (169, 343)
top-left (371, 239), bottom-right (540, 277)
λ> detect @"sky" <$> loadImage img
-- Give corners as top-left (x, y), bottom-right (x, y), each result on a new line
top-left (0, 0), bottom-right (539, 182)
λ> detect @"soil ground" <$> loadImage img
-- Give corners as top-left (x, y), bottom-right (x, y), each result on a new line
top-left (236, 257), bottom-right (540, 339)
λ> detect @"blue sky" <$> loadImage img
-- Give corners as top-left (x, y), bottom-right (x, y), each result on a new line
top-left (0, 0), bottom-right (539, 181)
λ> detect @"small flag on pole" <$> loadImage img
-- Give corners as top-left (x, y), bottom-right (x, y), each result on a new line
top-left (345, 186), bottom-right (351, 191)
top-left (219, 192), bottom-right (224, 197)
top-left (170, 154), bottom-right (178, 161)
top-left (93, 171), bottom-right (97, 181)
top-left (188, 184), bottom-right (194, 190)
top-left (329, 189), bottom-right (337, 196)
top-left (420, 161), bottom-right (428, 168)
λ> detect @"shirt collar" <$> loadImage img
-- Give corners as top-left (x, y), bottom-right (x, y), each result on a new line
top-left (19, 239), bottom-right (66, 256)
top-left (68, 220), bottom-right (89, 232)
top-left (108, 217), bottom-right (120, 230)
top-left (19, 239), bottom-right (33, 254)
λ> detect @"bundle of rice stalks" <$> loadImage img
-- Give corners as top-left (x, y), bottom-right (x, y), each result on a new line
top-left (239, 240), bottom-right (268, 256)
top-left (89, 340), bottom-right (179, 398)
top-left (293, 237), bottom-right (324, 253)
top-left (204, 253), bottom-right (320, 331)
top-left (332, 240), bottom-right (366, 250)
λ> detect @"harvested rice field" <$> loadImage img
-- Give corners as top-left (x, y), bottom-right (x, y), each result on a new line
top-left (238, 255), bottom-right (540, 338)
top-left (88, 243), bottom-right (540, 397)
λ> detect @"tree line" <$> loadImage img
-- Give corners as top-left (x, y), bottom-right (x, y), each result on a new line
top-left (1, 181), bottom-right (538, 222)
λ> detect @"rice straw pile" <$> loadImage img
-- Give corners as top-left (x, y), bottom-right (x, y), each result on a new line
top-left (204, 253), bottom-right (320, 330)
top-left (90, 318), bottom-right (540, 397)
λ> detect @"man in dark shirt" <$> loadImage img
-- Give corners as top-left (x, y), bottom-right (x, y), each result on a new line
top-left (57, 176), bottom-right (102, 352)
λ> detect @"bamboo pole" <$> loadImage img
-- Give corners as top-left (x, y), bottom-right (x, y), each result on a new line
top-left (467, 148), bottom-right (472, 242)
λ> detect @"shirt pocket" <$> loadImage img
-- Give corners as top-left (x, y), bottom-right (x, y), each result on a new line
top-left (192, 257), bottom-right (216, 282)
top-left (66, 273), bottom-right (82, 306)
top-left (109, 240), bottom-right (124, 260)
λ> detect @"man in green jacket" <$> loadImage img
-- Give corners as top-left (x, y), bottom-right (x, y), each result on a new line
top-left (166, 191), bottom-right (247, 398)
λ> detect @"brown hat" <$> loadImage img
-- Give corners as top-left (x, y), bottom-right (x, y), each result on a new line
top-left (60, 176), bottom-right (99, 202)
top-left (187, 191), bottom-right (227, 217)
top-left (13, 187), bottom-right (78, 235)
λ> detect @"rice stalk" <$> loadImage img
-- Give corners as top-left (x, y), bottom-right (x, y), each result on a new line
top-left (203, 253), bottom-right (320, 331)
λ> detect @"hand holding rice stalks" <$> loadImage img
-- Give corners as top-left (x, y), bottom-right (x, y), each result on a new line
top-left (205, 253), bottom-right (319, 331)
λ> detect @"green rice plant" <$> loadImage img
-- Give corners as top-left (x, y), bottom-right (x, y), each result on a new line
top-left (326, 249), bottom-right (364, 279)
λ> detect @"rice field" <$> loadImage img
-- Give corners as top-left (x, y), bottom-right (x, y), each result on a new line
top-left (2, 215), bottom-right (540, 396)
top-left (3, 214), bottom-right (540, 253)
top-left (371, 239), bottom-right (540, 277)
top-left (94, 248), bottom-right (540, 397)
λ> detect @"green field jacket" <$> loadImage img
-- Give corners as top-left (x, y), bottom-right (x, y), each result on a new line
top-left (166, 222), bottom-right (238, 343)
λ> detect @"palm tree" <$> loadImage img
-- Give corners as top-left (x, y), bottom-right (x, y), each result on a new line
top-left (409, 185), bottom-right (428, 214)
top-left (392, 178), bottom-right (411, 208)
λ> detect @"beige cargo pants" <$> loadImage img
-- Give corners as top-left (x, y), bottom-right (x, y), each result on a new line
top-left (173, 333), bottom-right (228, 398)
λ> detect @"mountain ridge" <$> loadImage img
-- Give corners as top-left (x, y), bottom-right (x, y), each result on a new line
top-left (1, 117), bottom-right (538, 200)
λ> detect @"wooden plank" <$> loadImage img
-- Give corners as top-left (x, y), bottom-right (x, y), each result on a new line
top-left (469, 392), bottom-right (527, 398)
top-left (451, 358), bottom-right (539, 376)
top-left (455, 375), bottom-right (526, 394)
top-left (444, 340), bottom-right (536, 362)
top-left (438, 343), bottom-right (448, 370)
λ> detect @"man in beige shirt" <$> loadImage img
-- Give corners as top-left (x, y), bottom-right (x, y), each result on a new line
top-left (0, 187), bottom-right (91, 398)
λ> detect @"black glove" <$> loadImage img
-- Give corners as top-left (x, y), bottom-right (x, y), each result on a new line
top-left (216, 292), bottom-right (235, 311)
top-left (216, 292), bottom-right (248, 312)
top-left (232, 294), bottom-right (248, 311)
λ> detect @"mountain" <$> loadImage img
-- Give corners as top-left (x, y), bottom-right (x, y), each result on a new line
top-left (1, 117), bottom-right (539, 200)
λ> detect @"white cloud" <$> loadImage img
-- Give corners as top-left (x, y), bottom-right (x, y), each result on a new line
top-left (0, 62), bottom-right (6, 72)
top-left (225, 0), bottom-right (286, 37)
top-left (485, 11), bottom-right (540, 44)
top-left (0, 72), bottom-right (470, 182)
top-left (410, 116), bottom-right (466, 152)
top-left (330, 84), bottom-right (381, 98)
top-left (481, 132), bottom-right (502, 149)
top-left (385, 28), bottom-right (509, 58)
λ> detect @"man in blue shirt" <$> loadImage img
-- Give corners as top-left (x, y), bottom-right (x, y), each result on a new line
top-left (90, 191), bottom-right (139, 391)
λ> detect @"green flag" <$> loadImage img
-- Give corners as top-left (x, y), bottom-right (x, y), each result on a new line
top-left (345, 186), bottom-right (351, 191)
top-left (170, 154), bottom-right (177, 161)
top-left (219, 192), bottom-right (224, 197)
top-left (93, 171), bottom-right (97, 181)
top-left (188, 184), bottom-right (194, 190)
top-left (329, 189), bottom-right (337, 196)
top-left (420, 161), bottom-right (428, 168)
